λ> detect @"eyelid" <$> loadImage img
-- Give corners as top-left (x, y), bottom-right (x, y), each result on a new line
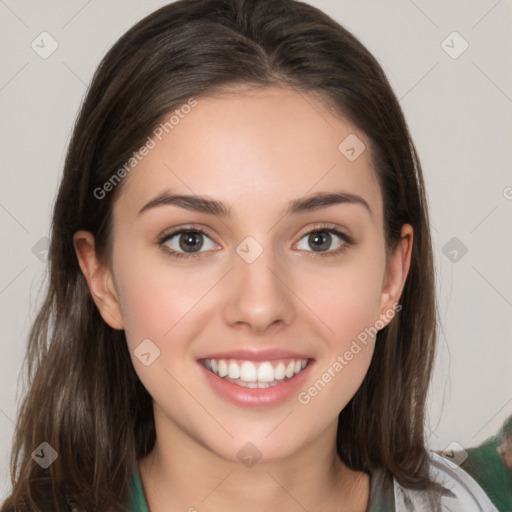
top-left (298, 222), bottom-right (351, 240)
top-left (294, 222), bottom-right (353, 247)
top-left (158, 224), bottom-right (217, 243)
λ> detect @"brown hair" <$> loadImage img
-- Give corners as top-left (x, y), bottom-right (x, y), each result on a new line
top-left (2, 0), bottom-right (438, 509)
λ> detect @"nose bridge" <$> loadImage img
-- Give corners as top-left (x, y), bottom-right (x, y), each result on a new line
top-left (222, 235), bottom-right (295, 332)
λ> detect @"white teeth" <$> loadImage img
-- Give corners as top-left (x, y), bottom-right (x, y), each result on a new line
top-left (218, 359), bottom-right (228, 378)
top-left (240, 361), bottom-right (258, 382)
top-left (228, 361), bottom-right (240, 379)
top-left (274, 362), bottom-right (286, 380)
top-left (202, 357), bottom-right (310, 387)
top-left (257, 362), bottom-right (274, 382)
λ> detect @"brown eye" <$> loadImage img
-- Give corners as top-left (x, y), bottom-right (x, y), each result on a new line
top-left (177, 231), bottom-right (204, 253)
top-left (296, 227), bottom-right (352, 257)
top-left (159, 228), bottom-right (218, 259)
top-left (307, 231), bottom-right (332, 252)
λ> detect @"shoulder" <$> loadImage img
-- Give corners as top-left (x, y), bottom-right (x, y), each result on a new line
top-left (393, 450), bottom-right (499, 511)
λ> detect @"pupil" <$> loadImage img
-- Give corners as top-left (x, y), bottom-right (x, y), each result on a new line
top-left (180, 231), bottom-right (203, 252)
top-left (310, 231), bottom-right (330, 251)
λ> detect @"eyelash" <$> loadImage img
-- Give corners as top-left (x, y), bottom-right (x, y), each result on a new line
top-left (157, 224), bottom-right (353, 261)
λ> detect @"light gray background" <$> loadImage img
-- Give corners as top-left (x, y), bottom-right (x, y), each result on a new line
top-left (1, 0), bottom-right (511, 500)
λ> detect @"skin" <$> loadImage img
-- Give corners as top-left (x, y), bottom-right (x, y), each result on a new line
top-left (74, 85), bottom-right (413, 512)
top-left (498, 436), bottom-right (512, 470)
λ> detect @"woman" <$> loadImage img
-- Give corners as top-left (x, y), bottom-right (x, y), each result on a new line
top-left (1, 0), bottom-right (498, 510)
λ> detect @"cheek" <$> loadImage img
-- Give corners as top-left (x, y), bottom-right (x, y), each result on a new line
top-left (291, 243), bottom-right (386, 410)
top-left (294, 243), bottom-right (386, 348)
top-left (112, 255), bottom-right (215, 409)
top-left (113, 249), bottom-right (215, 347)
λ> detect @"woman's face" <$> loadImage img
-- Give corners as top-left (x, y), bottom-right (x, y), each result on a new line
top-left (76, 85), bottom-right (412, 463)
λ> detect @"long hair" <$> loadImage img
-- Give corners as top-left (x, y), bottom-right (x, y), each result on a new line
top-left (2, 0), bottom-right (438, 509)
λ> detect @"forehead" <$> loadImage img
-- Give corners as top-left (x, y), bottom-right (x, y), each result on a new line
top-left (114, 86), bottom-right (383, 223)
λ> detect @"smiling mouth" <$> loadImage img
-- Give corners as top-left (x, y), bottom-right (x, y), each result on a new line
top-left (200, 358), bottom-right (311, 388)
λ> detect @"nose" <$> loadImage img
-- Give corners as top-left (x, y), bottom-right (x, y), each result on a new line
top-left (222, 245), bottom-right (296, 335)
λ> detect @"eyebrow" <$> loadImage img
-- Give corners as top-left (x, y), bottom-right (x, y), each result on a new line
top-left (137, 190), bottom-right (372, 218)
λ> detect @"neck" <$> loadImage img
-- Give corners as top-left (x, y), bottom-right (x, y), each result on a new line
top-left (138, 406), bottom-right (369, 512)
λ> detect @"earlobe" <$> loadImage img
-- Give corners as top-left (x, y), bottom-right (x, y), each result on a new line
top-left (72, 230), bottom-right (124, 330)
top-left (377, 224), bottom-right (413, 327)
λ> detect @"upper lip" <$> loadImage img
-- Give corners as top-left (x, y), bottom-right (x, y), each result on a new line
top-left (199, 348), bottom-right (313, 362)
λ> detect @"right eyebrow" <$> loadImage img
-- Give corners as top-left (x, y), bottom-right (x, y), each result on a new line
top-left (138, 190), bottom-right (230, 217)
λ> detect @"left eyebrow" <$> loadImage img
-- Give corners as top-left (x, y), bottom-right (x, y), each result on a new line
top-left (285, 191), bottom-right (372, 218)
top-left (137, 190), bottom-right (372, 218)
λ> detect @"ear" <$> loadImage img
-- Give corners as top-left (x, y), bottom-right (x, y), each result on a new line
top-left (73, 230), bottom-right (124, 330)
top-left (377, 224), bottom-right (413, 327)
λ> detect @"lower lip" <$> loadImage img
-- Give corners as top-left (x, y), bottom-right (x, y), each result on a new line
top-left (198, 361), bottom-right (314, 408)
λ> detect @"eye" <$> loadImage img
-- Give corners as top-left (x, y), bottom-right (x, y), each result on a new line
top-left (158, 227), bottom-right (218, 259)
top-left (295, 225), bottom-right (352, 257)
top-left (157, 224), bottom-right (352, 261)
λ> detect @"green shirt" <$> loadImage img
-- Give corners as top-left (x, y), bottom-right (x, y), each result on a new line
top-left (130, 468), bottom-right (150, 512)
top-left (460, 440), bottom-right (512, 512)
